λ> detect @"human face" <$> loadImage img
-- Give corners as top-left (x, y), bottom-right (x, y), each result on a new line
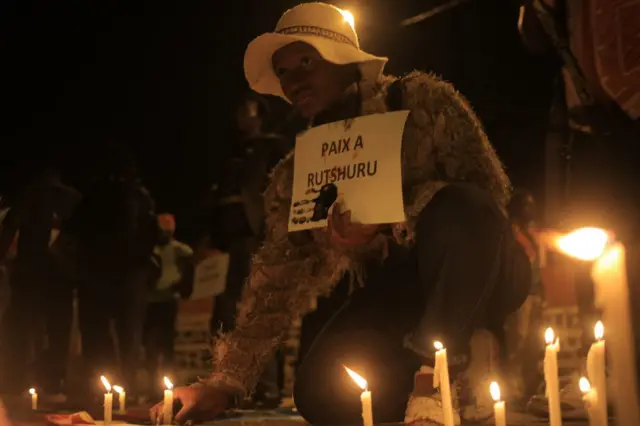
top-left (236, 100), bottom-right (262, 136)
top-left (522, 194), bottom-right (536, 223)
top-left (272, 42), bottom-right (355, 118)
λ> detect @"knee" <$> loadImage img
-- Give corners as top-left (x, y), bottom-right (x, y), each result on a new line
top-left (416, 183), bottom-right (505, 233)
top-left (293, 373), bottom-right (326, 424)
top-left (432, 183), bottom-right (497, 213)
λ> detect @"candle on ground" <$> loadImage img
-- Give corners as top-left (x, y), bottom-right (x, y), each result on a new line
top-left (344, 366), bottom-right (373, 426)
top-left (489, 382), bottom-right (506, 426)
top-left (580, 377), bottom-right (600, 426)
top-left (543, 328), bottom-right (562, 426)
top-left (557, 229), bottom-right (639, 426)
top-left (586, 321), bottom-right (607, 426)
top-left (113, 385), bottom-right (126, 414)
top-left (433, 341), bottom-right (455, 426)
top-left (29, 388), bottom-right (38, 411)
top-left (100, 376), bottom-right (113, 425)
top-left (163, 377), bottom-right (174, 425)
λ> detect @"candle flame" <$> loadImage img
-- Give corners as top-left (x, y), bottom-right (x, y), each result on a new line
top-left (594, 321), bottom-right (604, 341)
top-left (579, 377), bottom-right (591, 394)
top-left (597, 244), bottom-right (622, 271)
top-left (339, 9), bottom-right (355, 29)
top-left (556, 227), bottom-right (609, 261)
top-left (29, 388), bottom-right (36, 395)
top-left (344, 366), bottom-right (368, 390)
top-left (113, 385), bottom-right (124, 394)
top-left (433, 341), bottom-right (444, 351)
top-left (544, 327), bottom-right (556, 345)
top-left (163, 376), bottom-right (174, 390)
top-left (489, 381), bottom-right (501, 402)
top-left (100, 376), bottom-right (111, 392)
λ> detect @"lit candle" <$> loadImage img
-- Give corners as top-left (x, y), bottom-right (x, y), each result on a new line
top-left (580, 377), bottom-right (600, 426)
top-left (163, 377), bottom-right (174, 425)
top-left (543, 327), bottom-right (562, 426)
top-left (113, 385), bottom-right (126, 414)
top-left (586, 321), bottom-right (607, 426)
top-left (100, 376), bottom-right (113, 425)
top-left (557, 229), bottom-right (639, 426)
top-left (29, 388), bottom-right (38, 411)
top-left (344, 367), bottom-right (373, 426)
top-left (433, 341), bottom-right (455, 426)
top-left (489, 382), bottom-right (506, 426)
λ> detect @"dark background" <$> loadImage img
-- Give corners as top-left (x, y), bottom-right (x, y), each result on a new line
top-left (2, 0), bottom-right (558, 233)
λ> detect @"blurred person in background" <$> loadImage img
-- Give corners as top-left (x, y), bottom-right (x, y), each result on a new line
top-left (68, 143), bottom-right (157, 396)
top-left (0, 170), bottom-right (81, 395)
top-left (505, 189), bottom-right (544, 404)
top-left (144, 213), bottom-right (193, 392)
top-left (209, 93), bottom-right (292, 408)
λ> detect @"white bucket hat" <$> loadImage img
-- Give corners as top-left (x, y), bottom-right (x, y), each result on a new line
top-left (244, 2), bottom-right (388, 101)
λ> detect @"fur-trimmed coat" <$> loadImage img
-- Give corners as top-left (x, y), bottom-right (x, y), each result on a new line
top-left (207, 71), bottom-right (511, 396)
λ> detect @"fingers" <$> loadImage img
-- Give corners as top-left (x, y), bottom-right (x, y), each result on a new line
top-left (149, 403), bottom-right (162, 423)
top-left (330, 202), bottom-right (341, 226)
top-left (174, 401), bottom-right (197, 423)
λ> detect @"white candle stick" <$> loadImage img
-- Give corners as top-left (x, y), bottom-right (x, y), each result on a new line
top-left (29, 388), bottom-right (38, 411)
top-left (100, 376), bottom-right (113, 425)
top-left (163, 377), bottom-right (174, 425)
top-left (543, 328), bottom-right (562, 426)
top-left (580, 377), bottom-right (601, 426)
top-left (489, 382), bottom-right (506, 426)
top-left (586, 321), bottom-right (608, 426)
top-left (557, 229), bottom-right (640, 426)
top-left (433, 341), bottom-right (455, 426)
top-left (113, 385), bottom-right (126, 414)
top-left (344, 367), bottom-right (373, 426)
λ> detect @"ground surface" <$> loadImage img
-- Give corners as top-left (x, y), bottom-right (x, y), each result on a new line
top-left (1, 396), bottom-right (594, 426)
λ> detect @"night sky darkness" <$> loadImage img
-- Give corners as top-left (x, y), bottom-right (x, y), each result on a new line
top-left (2, 0), bottom-right (558, 227)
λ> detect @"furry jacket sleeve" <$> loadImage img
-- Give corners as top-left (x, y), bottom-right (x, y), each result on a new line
top-left (207, 71), bottom-right (510, 396)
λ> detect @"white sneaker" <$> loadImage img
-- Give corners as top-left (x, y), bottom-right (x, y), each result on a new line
top-left (405, 394), bottom-right (462, 425)
top-left (405, 366), bottom-right (461, 426)
top-left (526, 374), bottom-right (587, 419)
top-left (457, 330), bottom-right (500, 422)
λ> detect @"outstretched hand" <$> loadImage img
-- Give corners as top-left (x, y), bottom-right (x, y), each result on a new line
top-left (327, 203), bottom-right (379, 247)
top-left (149, 385), bottom-right (230, 424)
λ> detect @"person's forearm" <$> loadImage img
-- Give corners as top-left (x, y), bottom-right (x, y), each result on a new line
top-left (208, 243), bottom-right (318, 396)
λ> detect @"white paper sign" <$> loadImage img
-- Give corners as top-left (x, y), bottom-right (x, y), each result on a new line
top-left (289, 111), bottom-right (409, 232)
top-left (190, 253), bottom-right (230, 300)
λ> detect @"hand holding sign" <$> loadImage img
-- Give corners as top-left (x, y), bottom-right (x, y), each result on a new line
top-left (327, 202), bottom-right (379, 247)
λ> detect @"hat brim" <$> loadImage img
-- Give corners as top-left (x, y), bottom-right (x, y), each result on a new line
top-left (244, 33), bottom-right (388, 101)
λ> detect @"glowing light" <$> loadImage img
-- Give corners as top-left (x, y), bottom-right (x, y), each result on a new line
top-left (344, 366), bottom-right (367, 390)
top-left (100, 376), bottom-right (111, 392)
top-left (113, 385), bottom-right (124, 394)
top-left (594, 321), bottom-right (604, 341)
top-left (556, 227), bottom-right (609, 261)
top-left (340, 9), bottom-right (355, 29)
top-left (545, 328), bottom-right (556, 345)
top-left (29, 388), bottom-right (36, 395)
top-left (434, 341), bottom-right (444, 351)
top-left (489, 381), bottom-right (501, 402)
top-left (579, 377), bottom-right (592, 394)
top-left (163, 376), bottom-right (174, 390)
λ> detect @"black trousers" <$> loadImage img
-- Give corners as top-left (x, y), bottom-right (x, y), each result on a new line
top-left (293, 184), bottom-right (531, 425)
top-left (4, 255), bottom-right (75, 393)
top-left (77, 262), bottom-right (150, 390)
top-left (2, 258), bottom-right (47, 391)
top-left (143, 299), bottom-right (178, 378)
